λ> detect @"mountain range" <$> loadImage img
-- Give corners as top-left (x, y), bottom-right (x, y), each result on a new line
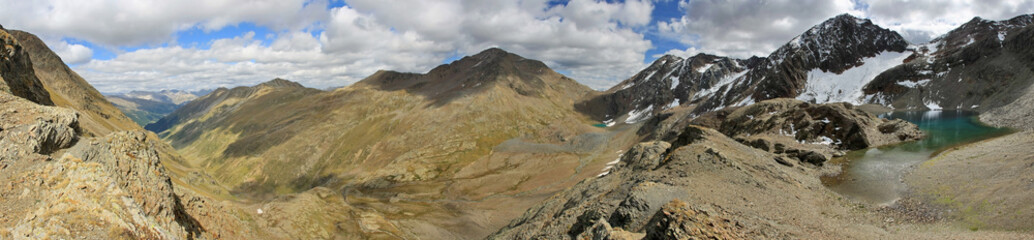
top-left (3, 12), bottom-right (1034, 240)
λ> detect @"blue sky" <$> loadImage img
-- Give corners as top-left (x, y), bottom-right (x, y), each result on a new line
top-left (1, 0), bottom-right (1031, 93)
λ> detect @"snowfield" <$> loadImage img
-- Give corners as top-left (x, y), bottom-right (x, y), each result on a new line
top-left (797, 50), bottom-right (911, 104)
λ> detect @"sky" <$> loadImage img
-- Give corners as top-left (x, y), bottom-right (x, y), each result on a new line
top-left (1, 0), bottom-right (1032, 93)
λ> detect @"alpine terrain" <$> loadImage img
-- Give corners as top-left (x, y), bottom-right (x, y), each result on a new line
top-left (2, 9), bottom-right (1034, 240)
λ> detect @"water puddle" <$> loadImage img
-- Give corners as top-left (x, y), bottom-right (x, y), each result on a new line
top-left (822, 111), bottom-right (1011, 205)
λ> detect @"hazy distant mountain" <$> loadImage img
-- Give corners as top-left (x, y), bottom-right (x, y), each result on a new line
top-left (105, 89), bottom-right (210, 126)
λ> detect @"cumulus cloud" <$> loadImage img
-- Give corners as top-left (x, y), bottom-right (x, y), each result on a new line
top-left (47, 40), bottom-right (94, 65)
top-left (863, 0), bottom-right (1034, 43)
top-left (0, 0), bottom-right (328, 47)
top-left (658, 0), bottom-right (859, 58)
top-left (62, 0), bottom-right (655, 92)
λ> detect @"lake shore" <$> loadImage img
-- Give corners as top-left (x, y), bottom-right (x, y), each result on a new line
top-left (904, 130), bottom-right (1034, 232)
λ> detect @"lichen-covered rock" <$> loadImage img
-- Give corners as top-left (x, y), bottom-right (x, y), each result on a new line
top-left (643, 199), bottom-right (744, 240)
top-left (623, 141), bottom-right (671, 170)
top-left (6, 131), bottom-right (194, 240)
top-left (0, 92), bottom-right (79, 158)
top-left (66, 131), bottom-right (185, 236)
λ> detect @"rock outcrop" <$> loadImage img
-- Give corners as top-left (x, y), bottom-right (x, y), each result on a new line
top-left (0, 92), bottom-right (78, 159)
top-left (642, 199), bottom-right (744, 240)
top-left (0, 26), bottom-right (53, 105)
top-left (694, 98), bottom-right (922, 165)
top-left (0, 88), bottom-right (197, 239)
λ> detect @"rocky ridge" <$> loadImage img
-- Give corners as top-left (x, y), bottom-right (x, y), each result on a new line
top-left (489, 122), bottom-right (916, 239)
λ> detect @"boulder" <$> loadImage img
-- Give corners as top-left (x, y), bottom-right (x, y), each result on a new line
top-left (623, 141), bottom-right (671, 170)
top-left (643, 199), bottom-right (744, 240)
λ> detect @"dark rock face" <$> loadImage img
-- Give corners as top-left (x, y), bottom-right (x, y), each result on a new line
top-left (690, 14), bottom-right (909, 113)
top-left (577, 53), bottom-right (760, 122)
top-left (752, 14), bottom-right (909, 100)
top-left (863, 14), bottom-right (1034, 113)
top-left (0, 27), bottom-right (53, 105)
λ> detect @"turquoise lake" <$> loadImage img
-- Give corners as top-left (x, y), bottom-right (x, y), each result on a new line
top-left (822, 111), bottom-right (1012, 205)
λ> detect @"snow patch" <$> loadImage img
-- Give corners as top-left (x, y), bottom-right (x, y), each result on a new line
top-left (694, 70), bottom-right (748, 101)
top-left (670, 76), bottom-right (680, 90)
top-left (897, 79), bottom-right (931, 88)
top-left (733, 96), bottom-right (753, 107)
top-left (667, 99), bottom-right (679, 109)
top-left (925, 100), bottom-right (942, 110)
top-left (625, 105), bottom-right (654, 124)
top-left (796, 51), bottom-right (910, 104)
top-left (696, 63), bottom-right (714, 73)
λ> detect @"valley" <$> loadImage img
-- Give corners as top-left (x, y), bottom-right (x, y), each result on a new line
top-left (2, 8), bottom-right (1034, 240)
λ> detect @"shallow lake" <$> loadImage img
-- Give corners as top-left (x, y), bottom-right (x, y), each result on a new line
top-left (822, 110), bottom-right (1012, 205)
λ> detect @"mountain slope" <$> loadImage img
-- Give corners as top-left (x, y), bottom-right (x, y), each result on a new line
top-left (9, 30), bottom-right (140, 136)
top-left (0, 25), bottom-right (53, 105)
top-left (861, 14), bottom-right (1034, 129)
top-left (150, 48), bottom-right (639, 238)
top-left (588, 14), bottom-right (910, 123)
top-left (577, 53), bottom-right (763, 123)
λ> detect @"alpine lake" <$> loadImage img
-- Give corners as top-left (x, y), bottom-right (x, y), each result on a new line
top-left (822, 110), bottom-right (1013, 205)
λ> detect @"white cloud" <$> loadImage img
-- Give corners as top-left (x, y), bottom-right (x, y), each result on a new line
top-left (47, 40), bottom-right (94, 65)
top-left (0, 0), bottom-right (329, 47)
top-left (61, 0), bottom-right (656, 92)
top-left (862, 0), bottom-right (1034, 43)
top-left (658, 0), bottom-right (860, 58)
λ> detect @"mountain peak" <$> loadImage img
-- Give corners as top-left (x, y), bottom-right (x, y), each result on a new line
top-left (257, 78), bottom-right (304, 88)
